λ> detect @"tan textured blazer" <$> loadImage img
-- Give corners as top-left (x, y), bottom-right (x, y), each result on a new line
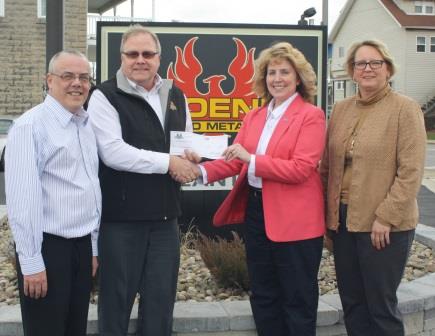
top-left (320, 88), bottom-right (426, 232)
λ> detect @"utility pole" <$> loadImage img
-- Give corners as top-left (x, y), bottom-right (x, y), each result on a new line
top-left (322, 0), bottom-right (328, 26)
top-left (152, 0), bottom-right (156, 21)
top-left (131, 0), bottom-right (134, 18)
top-left (322, 0), bottom-right (330, 115)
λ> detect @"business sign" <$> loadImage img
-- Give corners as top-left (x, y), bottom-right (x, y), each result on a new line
top-left (97, 22), bottom-right (327, 191)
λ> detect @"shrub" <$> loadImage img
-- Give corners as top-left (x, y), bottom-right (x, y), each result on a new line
top-left (180, 221), bottom-right (197, 253)
top-left (196, 231), bottom-right (249, 291)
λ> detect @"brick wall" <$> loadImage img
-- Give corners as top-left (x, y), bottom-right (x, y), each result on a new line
top-left (0, 0), bottom-right (46, 115)
top-left (0, 0), bottom-right (87, 115)
top-left (64, 0), bottom-right (87, 53)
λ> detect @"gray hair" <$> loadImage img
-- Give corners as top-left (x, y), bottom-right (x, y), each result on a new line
top-left (120, 24), bottom-right (161, 55)
top-left (48, 50), bottom-right (90, 74)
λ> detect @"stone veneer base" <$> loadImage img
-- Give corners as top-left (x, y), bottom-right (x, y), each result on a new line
top-left (1, 208), bottom-right (435, 336)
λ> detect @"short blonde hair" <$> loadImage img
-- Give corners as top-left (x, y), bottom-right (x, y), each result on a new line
top-left (345, 39), bottom-right (396, 78)
top-left (253, 42), bottom-right (317, 104)
top-left (120, 24), bottom-right (161, 55)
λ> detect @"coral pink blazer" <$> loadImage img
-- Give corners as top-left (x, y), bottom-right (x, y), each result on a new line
top-left (203, 95), bottom-right (326, 242)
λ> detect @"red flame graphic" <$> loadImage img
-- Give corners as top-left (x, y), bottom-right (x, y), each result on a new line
top-left (167, 37), bottom-right (257, 101)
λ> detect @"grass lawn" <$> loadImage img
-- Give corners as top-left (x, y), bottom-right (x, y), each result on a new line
top-left (428, 131), bottom-right (435, 140)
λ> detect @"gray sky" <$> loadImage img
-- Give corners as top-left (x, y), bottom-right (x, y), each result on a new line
top-left (106, 0), bottom-right (347, 31)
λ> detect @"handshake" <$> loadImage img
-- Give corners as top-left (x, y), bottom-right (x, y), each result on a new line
top-left (168, 150), bottom-right (202, 184)
top-left (168, 143), bottom-right (251, 184)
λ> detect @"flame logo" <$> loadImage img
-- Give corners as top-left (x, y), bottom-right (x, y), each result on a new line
top-left (166, 37), bottom-right (260, 132)
top-left (167, 37), bottom-right (257, 98)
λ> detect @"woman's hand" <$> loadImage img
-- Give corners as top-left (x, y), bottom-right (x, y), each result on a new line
top-left (223, 144), bottom-right (251, 163)
top-left (371, 219), bottom-right (391, 250)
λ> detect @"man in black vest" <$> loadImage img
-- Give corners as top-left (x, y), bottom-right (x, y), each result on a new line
top-left (87, 25), bottom-right (198, 336)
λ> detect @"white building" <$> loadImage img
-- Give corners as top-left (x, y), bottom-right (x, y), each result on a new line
top-left (329, 0), bottom-right (435, 119)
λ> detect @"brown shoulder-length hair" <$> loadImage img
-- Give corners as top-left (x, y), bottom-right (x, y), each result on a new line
top-left (345, 39), bottom-right (396, 79)
top-left (253, 42), bottom-right (317, 104)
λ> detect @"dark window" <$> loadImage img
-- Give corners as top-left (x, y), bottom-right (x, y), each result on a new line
top-left (417, 36), bottom-right (426, 52)
top-left (338, 46), bottom-right (344, 58)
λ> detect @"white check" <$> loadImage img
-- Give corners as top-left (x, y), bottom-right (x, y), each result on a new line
top-left (170, 131), bottom-right (228, 159)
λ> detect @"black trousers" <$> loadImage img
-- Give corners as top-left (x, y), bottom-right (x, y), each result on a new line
top-left (16, 232), bottom-right (93, 336)
top-left (244, 188), bottom-right (323, 336)
top-left (97, 219), bottom-right (180, 336)
top-left (331, 203), bottom-right (414, 336)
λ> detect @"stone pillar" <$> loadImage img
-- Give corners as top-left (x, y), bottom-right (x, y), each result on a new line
top-left (0, 0), bottom-right (88, 115)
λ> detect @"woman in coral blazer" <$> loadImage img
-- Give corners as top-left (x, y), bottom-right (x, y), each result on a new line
top-left (189, 42), bottom-right (326, 336)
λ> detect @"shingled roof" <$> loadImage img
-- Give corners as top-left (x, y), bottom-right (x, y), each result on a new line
top-left (379, 0), bottom-right (435, 28)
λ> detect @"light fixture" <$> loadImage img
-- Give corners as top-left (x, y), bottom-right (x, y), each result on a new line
top-left (298, 7), bottom-right (317, 25)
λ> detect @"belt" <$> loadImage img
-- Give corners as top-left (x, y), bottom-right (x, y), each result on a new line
top-left (249, 185), bottom-right (262, 198)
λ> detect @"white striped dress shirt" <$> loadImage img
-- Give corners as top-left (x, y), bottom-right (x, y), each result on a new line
top-left (5, 95), bottom-right (102, 275)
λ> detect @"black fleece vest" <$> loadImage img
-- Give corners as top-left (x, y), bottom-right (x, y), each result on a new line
top-left (97, 77), bottom-right (187, 222)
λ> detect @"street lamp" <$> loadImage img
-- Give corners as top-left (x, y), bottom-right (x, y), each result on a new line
top-left (298, 7), bottom-right (317, 25)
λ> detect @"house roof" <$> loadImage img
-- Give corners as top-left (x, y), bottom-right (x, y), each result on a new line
top-left (329, 0), bottom-right (435, 42)
top-left (379, 0), bottom-right (435, 28)
top-left (88, 0), bottom-right (127, 14)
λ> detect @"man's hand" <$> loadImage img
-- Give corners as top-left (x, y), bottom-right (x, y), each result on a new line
top-left (169, 155), bottom-right (200, 183)
top-left (23, 270), bottom-right (47, 299)
top-left (371, 219), bottom-right (391, 250)
top-left (92, 256), bottom-right (98, 277)
top-left (183, 149), bottom-right (202, 164)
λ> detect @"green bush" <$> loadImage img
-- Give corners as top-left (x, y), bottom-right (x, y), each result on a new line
top-left (196, 231), bottom-right (250, 291)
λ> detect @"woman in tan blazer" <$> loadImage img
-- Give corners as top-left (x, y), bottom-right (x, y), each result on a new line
top-left (320, 40), bottom-right (426, 336)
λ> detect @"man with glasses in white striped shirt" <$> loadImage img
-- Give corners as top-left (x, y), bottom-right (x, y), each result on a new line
top-left (5, 50), bottom-right (102, 336)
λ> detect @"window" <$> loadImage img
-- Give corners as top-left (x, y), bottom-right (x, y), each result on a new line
top-left (338, 46), bottom-right (345, 58)
top-left (335, 81), bottom-right (344, 90)
top-left (431, 37), bottom-right (435, 52)
top-left (414, 1), bottom-right (435, 14)
top-left (38, 0), bottom-right (46, 18)
top-left (0, 0), bottom-right (4, 17)
top-left (417, 36), bottom-right (426, 52)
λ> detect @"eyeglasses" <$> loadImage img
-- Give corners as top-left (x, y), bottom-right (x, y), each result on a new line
top-left (352, 60), bottom-right (385, 70)
top-left (50, 72), bottom-right (92, 84)
top-left (122, 51), bottom-right (159, 59)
